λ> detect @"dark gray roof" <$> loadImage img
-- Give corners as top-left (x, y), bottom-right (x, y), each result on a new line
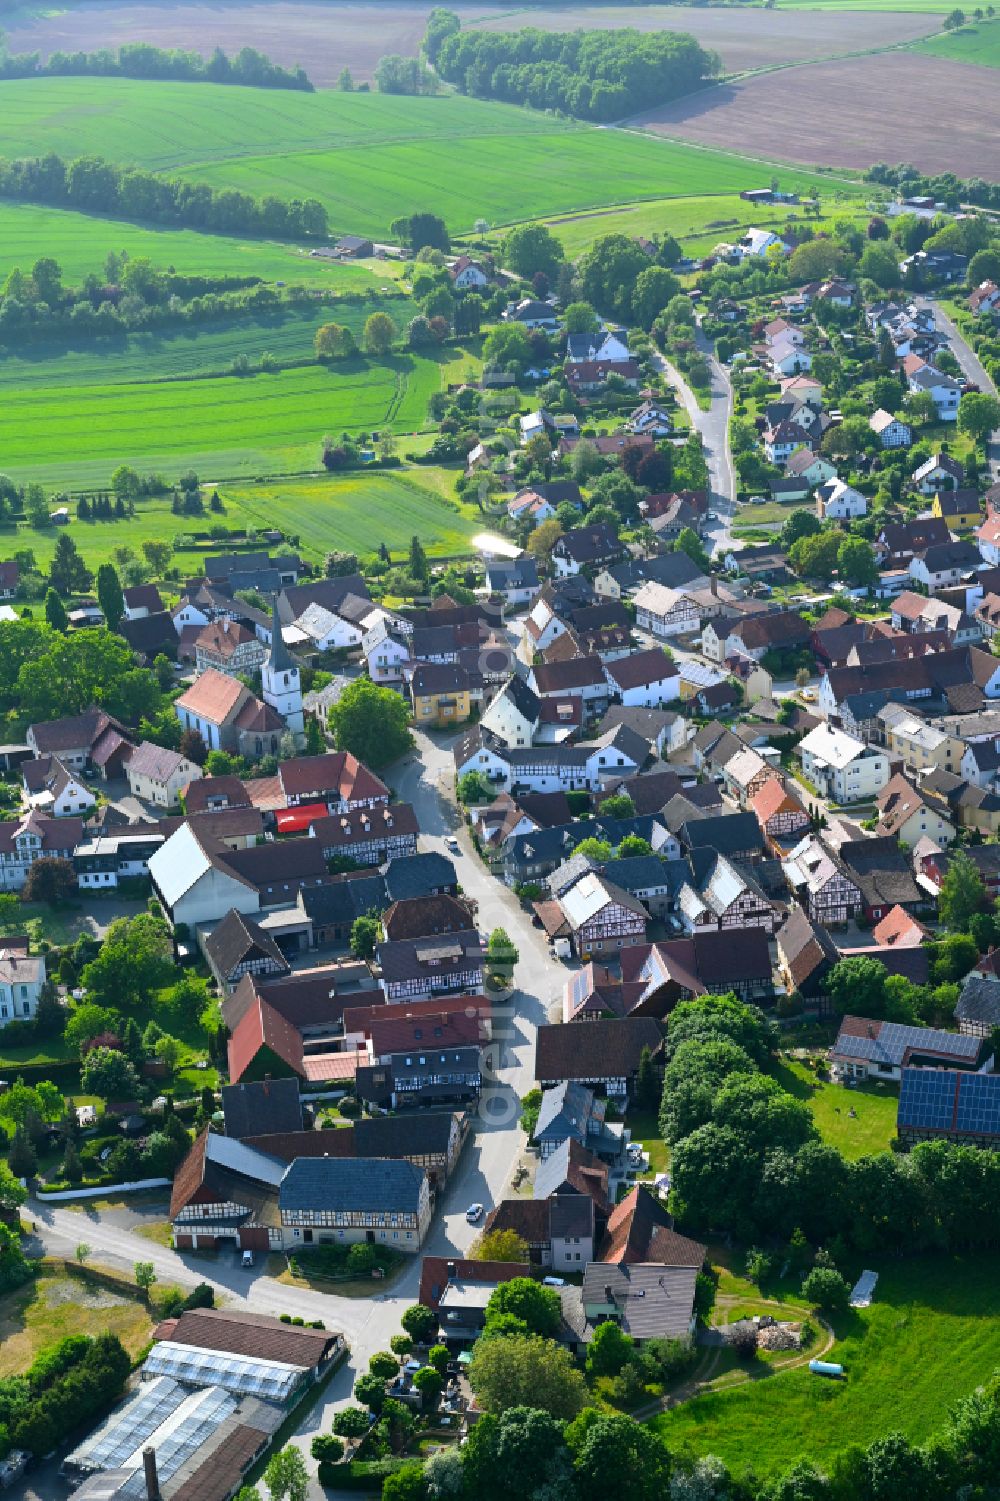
top-left (278, 1156), bottom-right (426, 1212)
top-left (581, 1262), bottom-right (698, 1340)
top-left (204, 909), bottom-right (289, 981)
top-left (299, 876), bottom-right (387, 927)
top-left (956, 974), bottom-right (1000, 1028)
top-left (377, 930), bottom-right (483, 984)
top-left (679, 810), bottom-right (763, 858)
top-left (221, 1078), bottom-right (302, 1141)
top-left (602, 855), bottom-right (671, 893)
top-left (536, 1080), bottom-right (599, 1143)
top-left (353, 1111), bottom-right (457, 1158)
top-left (384, 853), bottom-right (458, 901)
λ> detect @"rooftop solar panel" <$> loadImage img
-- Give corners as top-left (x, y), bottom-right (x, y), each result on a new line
top-left (898, 1067), bottom-right (1000, 1138)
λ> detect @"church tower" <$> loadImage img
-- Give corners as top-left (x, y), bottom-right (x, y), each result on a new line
top-left (262, 596), bottom-right (304, 736)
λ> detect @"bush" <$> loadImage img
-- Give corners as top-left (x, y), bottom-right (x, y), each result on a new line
top-left (801, 1266), bottom-right (850, 1313)
top-left (311, 1434), bottom-right (345, 1463)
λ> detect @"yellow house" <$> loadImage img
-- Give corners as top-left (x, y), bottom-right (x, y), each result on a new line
top-left (932, 489), bottom-right (982, 529)
top-left (408, 662), bottom-right (473, 729)
top-left (883, 711), bottom-right (963, 777)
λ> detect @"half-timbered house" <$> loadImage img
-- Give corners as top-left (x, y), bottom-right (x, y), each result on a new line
top-left (376, 930), bottom-right (485, 1002)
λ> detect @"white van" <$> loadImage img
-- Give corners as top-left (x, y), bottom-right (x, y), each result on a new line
top-left (241, 1250), bottom-right (254, 1268)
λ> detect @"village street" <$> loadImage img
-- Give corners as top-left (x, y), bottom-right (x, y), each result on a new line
top-left (652, 316), bottom-right (736, 558)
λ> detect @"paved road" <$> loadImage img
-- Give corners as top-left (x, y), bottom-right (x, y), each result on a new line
top-left (23, 730), bottom-right (562, 1492)
top-left (919, 295), bottom-right (1000, 479)
top-left (653, 318), bottom-right (736, 557)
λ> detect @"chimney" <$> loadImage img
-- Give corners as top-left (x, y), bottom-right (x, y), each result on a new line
top-left (447, 1260), bottom-right (456, 1278)
top-left (710, 573), bottom-right (719, 598)
top-left (143, 1449), bottom-right (160, 1501)
top-left (604, 1284), bottom-right (613, 1302)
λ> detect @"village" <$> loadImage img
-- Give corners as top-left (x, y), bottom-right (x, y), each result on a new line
top-left (4, 186), bottom-right (1000, 1501)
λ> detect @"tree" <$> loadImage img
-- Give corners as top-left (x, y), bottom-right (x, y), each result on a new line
top-left (519, 1086), bottom-right (542, 1139)
top-left (500, 223), bottom-right (563, 280)
top-left (578, 234), bottom-right (650, 319)
top-left (363, 311), bottom-right (397, 354)
top-left (801, 1265), bottom-right (849, 1312)
top-left (75, 1242), bottom-right (91, 1264)
top-left (585, 1319), bottom-right (634, 1377)
top-left (48, 532), bottom-right (92, 595)
top-left (632, 265), bottom-right (680, 329)
top-left (484, 1277), bottom-right (561, 1338)
top-left (781, 508), bottom-right (821, 550)
top-left (423, 1448), bottom-right (464, 1499)
top-left (463, 1407), bottom-right (572, 1501)
top-left (350, 913), bottom-right (381, 961)
top-left (407, 213), bottom-right (450, 252)
top-left (569, 1412), bottom-right (671, 1501)
top-left (667, 993), bottom-right (776, 1067)
top-left (401, 1302), bottom-right (437, 1344)
top-left (827, 955), bottom-right (888, 1017)
top-left (7, 1127), bottom-right (36, 1179)
top-left (958, 391), bottom-right (1000, 450)
top-left (482, 322), bottom-right (532, 375)
top-left (636, 1044), bottom-right (658, 1112)
top-left (675, 526), bottom-right (710, 572)
top-left (80, 1047), bottom-right (140, 1103)
top-left (939, 848), bottom-right (986, 931)
top-left (382, 1465), bottom-right (427, 1501)
top-left (96, 563), bottom-right (125, 630)
top-left (332, 1406), bottom-right (370, 1438)
top-left (468, 1334), bottom-right (586, 1419)
top-left (600, 792), bottom-right (635, 819)
top-left (859, 242), bottom-right (900, 290)
top-left (310, 1434), bottom-right (345, 1463)
top-left (968, 247), bottom-right (1000, 286)
top-left (788, 529), bottom-right (842, 581)
top-left (44, 588), bottom-right (68, 631)
top-left (617, 834), bottom-right (653, 859)
top-left (315, 322), bottom-right (357, 359)
top-left (413, 1363), bottom-right (444, 1408)
top-left (409, 534), bottom-right (429, 582)
top-left (329, 677), bottom-right (413, 767)
top-left (0, 894), bottom-right (19, 931)
top-left (789, 238), bottom-right (847, 282)
top-left (264, 1448), bottom-right (308, 1501)
top-left (22, 857), bottom-right (77, 908)
top-left (838, 535), bottom-right (878, 588)
top-left (475, 1229), bottom-right (529, 1263)
top-left (134, 1261), bottom-right (157, 1295)
top-left (81, 913), bottom-right (173, 1008)
top-left (487, 927), bottom-right (518, 968)
top-left (369, 1350), bottom-right (399, 1380)
top-left (457, 770), bottom-right (491, 804)
top-left (142, 540), bottom-right (172, 575)
top-left (525, 517), bottom-right (563, 561)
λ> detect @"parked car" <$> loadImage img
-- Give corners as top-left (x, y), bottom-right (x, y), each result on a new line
top-left (241, 1249), bottom-right (254, 1268)
top-left (465, 1202), bottom-right (484, 1223)
top-left (445, 835), bottom-right (461, 854)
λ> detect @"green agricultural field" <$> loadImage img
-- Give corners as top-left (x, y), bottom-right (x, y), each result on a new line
top-left (916, 16), bottom-right (1000, 64)
top-left (0, 77), bottom-right (861, 237)
top-left (771, 1058), bottom-right (899, 1159)
top-left (0, 351), bottom-right (443, 488)
top-left (0, 296), bottom-right (406, 390)
top-left (779, 0), bottom-right (956, 10)
top-left (0, 202), bottom-right (400, 287)
top-left (4, 467), bottom-right (479, 571)
top-left (653, 1254), bottom-right (1000, 1477)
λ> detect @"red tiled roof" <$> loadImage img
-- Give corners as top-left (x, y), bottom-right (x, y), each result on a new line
top-left (175, 669), bottom-right (246, 724)
top-left (279, 752), bottom-right (389, 805)
top-left (419, 1256), bottom-right (525, 1310)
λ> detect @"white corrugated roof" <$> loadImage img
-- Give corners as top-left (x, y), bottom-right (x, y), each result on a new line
top-left (799, 721), bottom-right (867, 771)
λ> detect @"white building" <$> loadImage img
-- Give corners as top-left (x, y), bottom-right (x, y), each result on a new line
top-left (798, 722), bottom-right (890, 803)
top-left (262, 598), bottom-right (304, 737)
top-left (907, 364), bottom-right (962, 420)
top-left (817, 478), bottom-right (868, 521)
top-left (22, 756), bottom-right (95, 818)
top-left (870, 410), bottom-right (912, 449)
top-left (633, 582), bottom-right (699, 639)
top-left (0, 944), bottom-right (46, 1025)
top-left (149, 822), bottom-right (259, 929)
top-left (604, 649), bottom-right (681, 708)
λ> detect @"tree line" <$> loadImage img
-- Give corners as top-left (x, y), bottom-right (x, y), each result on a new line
top-left (0, 37), bottom-right (312, 89)
top-left (867, 160), bottom-right (1000, 212)
top-left (0, 152), bottom-right (328, 241)
top-left (424, 8), bottom-right (720, 122)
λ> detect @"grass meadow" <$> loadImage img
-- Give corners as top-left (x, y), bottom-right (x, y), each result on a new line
top-left (7, 467), bottom-right (480, 569)
top-left (0, 349), bottom-right (445, 486)
top-left (0, 200), bottom-right (401, 287)
top-left (771, 1057), bottom-right (899, 1159)
top-left (0, 1269), bottom-right (155, 1374)
top-left (0, 297), bottom-right (406, 390)
top-left (916, 16), bottom-right (1000, 64)
top-left (653, 1255), bottom-right (1000, 1476)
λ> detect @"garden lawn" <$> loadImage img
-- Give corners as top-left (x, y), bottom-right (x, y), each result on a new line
top-left (0, 297), bottom-right (407, 390)
top-left (0, 201), bottom-right (398, 287)
top-left (0, 351), bottom-right (444, 487)
top-left (0, 1269), bottom-right (154, 1375)
top-left (771, 1057), bottom-right (899, 1159)
top-left (651, 1255), bottom-right (1000, 1477)
top-left (622, 1107), bottom-right (670, 1174)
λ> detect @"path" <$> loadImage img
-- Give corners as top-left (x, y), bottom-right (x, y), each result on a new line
top-left (652, 320), bottom-right (735, 558)
top-left (919, 295), bottom-right (1000, 480)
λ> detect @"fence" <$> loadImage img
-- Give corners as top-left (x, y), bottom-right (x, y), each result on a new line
top-left (36, 1176), bottom-right (171, 1201)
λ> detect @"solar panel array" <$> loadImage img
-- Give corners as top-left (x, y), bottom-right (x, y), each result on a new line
top-left (837, 1022), bottom-right (980, 1067)
top-left (898, 1067), bottom-right (1000, 1138)
top-left (143, 1342), bottom-right (305, 1404)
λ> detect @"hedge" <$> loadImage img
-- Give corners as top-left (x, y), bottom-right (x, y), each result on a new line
top-left (317, 1458), bottom-right (412, 1490)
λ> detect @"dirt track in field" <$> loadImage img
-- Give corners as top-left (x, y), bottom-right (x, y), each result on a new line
top-left (4, 0), bottom-right (938, 83)
top-left (628, 51), bottom-right (1000, 179)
